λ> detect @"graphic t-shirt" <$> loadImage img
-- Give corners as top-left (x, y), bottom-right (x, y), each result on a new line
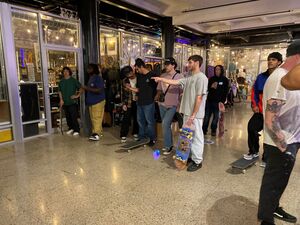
top-left (178, 72), bottom-right (208, 119)
top-left (263, 68), bottom-right (300, 146)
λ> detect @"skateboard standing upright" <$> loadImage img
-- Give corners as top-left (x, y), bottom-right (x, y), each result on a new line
top-left (173, 125), bottom-right (195, 170)
top-left (218, 102), bottom-right (225, 137)
top-left (121, 138), bottom-right (150, 152)
top-left (59, 107), bottom-right (64, 135)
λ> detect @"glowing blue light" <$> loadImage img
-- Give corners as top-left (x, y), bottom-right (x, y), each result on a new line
top-left (152, 149), bottom-right (160, 160)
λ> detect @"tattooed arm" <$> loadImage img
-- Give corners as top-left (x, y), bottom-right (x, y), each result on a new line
top-left (265, 99), bottom-right (287, 152)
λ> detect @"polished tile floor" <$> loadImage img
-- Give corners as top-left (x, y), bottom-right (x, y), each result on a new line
top-left (0, 103), bottom-right (299, 225)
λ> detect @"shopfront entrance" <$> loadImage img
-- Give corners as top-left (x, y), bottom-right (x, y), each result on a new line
top-left (0, 3), bottom-right (83, 143)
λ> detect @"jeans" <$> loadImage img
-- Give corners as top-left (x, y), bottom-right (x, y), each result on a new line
top-left (89, 100), bottom-right (105, 135)
top-left (137, 103), bottom-right (156, 141)
top-left (183, 115), bottom-right (204, 164)
top-left (159, 105), bottom-right (176, 148)
top-left (120, 101), bottom-right (139, 138)
top-left (202, 102), bottom-right (219, 133)
top-left (248, 113), bottom-right (264, 155)
top-left (258, 143), bottom-right (300, 224)
top-left (63, 104), bottom-right (80, 132)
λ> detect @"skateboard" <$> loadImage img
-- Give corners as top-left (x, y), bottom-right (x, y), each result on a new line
top-left (59, 107), bottom-right (64, 135)
top-left (218, 102), bottom-right (225, 137)
top-left (173, 126), bottom-right (195, 170)
top-left (230, 157), bottom-right (259, 174)
top-left (121, 138), bottom-right (150, 152)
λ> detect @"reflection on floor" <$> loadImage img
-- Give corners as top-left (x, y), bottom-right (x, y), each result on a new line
top-left (0, 102), bottom-right (299, 225)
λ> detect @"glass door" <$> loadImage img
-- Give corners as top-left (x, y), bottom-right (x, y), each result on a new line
top-left (46, 49), bottom-right (79, 131)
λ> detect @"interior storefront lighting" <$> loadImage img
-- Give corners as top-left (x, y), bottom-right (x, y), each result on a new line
top-left (55, 36), bottom-right (59, 40)
top-left (27, 29), bottom-right (31, 33)
top-left (69, 37), bottom-right (74, 42)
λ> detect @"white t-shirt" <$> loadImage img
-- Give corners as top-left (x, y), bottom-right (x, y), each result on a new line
top-left (263, 67), bottom-right (300, 146)
top-left (178, 72), bottom-right (208, 119)
top-left (129, 77), bottom-right (137, 101)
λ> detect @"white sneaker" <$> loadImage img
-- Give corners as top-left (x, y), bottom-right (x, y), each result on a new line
top-left (121, 137), bottom-right (127, 143)
top-left (73, 132), bottom-right (79, 136)
top-left (66, 129), bottom-right (74, 135)
top-left (260, 162), bottom-right (266, 168)
top-left (89, 134), bottom-right (100, 141)
top-left (243, 154), bottom-right (254, 160)
top-left (252, 153), bottom-right (259, 158)
top-left (133, 134), bottom-right (139, 141)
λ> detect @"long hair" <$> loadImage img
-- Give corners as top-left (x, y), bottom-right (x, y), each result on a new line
top-left (214, 65), bottom-right (224, 76)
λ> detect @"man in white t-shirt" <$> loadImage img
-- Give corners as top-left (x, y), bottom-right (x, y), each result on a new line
top-left (258, 41), bottom-right (300, 225)
top-left (152, 55), bottom-right (208, 172)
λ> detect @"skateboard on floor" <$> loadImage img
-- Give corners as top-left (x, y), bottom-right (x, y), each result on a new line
top-left (218, 102), bottom-right (225, 137)
top-left (121, 138), bottom-right (150, 152)
top-left (173, 126), bottom-right (195, 170)
top-left (230, 157), bottom-right (259, 174)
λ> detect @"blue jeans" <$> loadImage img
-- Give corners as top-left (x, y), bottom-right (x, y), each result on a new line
top-left (137, 103), bottom-right (156, 140)
top-left (202, 102), bottom-right (219, 133)
top-left (159, 105), bottom-right (176, 148)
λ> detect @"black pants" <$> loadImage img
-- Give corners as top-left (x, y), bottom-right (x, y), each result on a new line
top-left (63, 104), bottom-right (80, 132)
top-left (248, 113), bottom-right (264, 155)
top-left (120, 101), bottom-right (138, 138)
top-left (258, 143), bottom-right (299, 224)
top-left (203, 102), bottom-right (219, 133)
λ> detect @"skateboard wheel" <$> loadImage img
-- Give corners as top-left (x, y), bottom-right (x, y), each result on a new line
top-left (242, 170), bottom-right (246, 174)
top-left (172, 155), bottom-right (176, 160)
top-left (127, 150), bottom-right (131, 153)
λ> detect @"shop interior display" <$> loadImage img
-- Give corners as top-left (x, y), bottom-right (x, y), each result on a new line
top-left (142, 37), bottom-right (162, 58)
top-left (120, 33), bottom-right (141, 67)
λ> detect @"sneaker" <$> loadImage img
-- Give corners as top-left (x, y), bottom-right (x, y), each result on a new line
top-left (162, 146), bottom-right (173, 155)
top-left (211, 131), bottom-right (216, 136)
top-left (274, 207), bottom-right (297, 223)
top-left (73, 132), bottom-right (79, 136)
top-left (133, 134), bottom-right (139, 141)
top-left (121, 137), bottom-right (127, 143)
top-left (260, 162), bottom-right (266, 168)
top-left (66, 129), bottom-right (74, 135)
top-left (148, 140), bottom-right (156, 147)
top-left (187, 161), bottom-right (202, 172)
top-left (89, 133), bottom-right (100, 141)
top-left (243, 153), bottom-right (253, 160)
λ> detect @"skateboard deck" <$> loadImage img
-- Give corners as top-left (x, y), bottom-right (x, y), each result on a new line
top-left (121, 138), bottom-right (149, 152)
top-left (60, 108), bottom-right (64, 135)
top-left (231, 157), bottom-right (258, 173)
top-left (218, 102), bottom-right (225, 137)
top-left (173, 127), bottom-right (195, 170)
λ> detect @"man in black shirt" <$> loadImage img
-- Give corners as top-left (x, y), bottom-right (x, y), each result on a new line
top-left (126, 58), bottom-right (157, 146)
top-left (203, 65), bottom-right (229, 136)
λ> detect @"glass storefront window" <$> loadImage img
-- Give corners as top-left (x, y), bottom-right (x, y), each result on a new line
top-left (100, 29), bottom-right (120, 69)
top-left (121, 33), bottom-right (141, 67)
top-left (142, 37), bottom-right (162, 58)
top-left (12, 11), bottom-right (46, 137)
top-left (174, 44), bottom-right (183, 72)
top-left (41, 15), bottom-right (79, 47)
top-left (0, 19), bottom-right (13, 143)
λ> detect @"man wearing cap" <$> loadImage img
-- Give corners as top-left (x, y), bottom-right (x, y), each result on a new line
top-left (152, 55), bottom-right (208, 172)
top-left (243, 52), bottom-right (283, 162)
top-left (155, 57), bottom-right (183, 155)
top-left (258, 41), bottom-right (300, 225)
top-left (127, 58), bottom-right (157, 146)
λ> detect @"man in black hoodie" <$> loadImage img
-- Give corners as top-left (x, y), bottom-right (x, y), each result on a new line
top-left (203, 65), bottom-right (229, 136)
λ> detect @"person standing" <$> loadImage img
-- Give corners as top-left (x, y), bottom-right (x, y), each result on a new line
top-left (126, 58), bottom-right (157, 146)
top-left (258, 41), bottom-right (300, 225)
top-left (152, 55), bottom-right (208, 172)
top-left (243, 52), bottom-right (283, 161)
top-left (58, 67), bottom-right (82, 136)
top-left (202, 65), bottom-right (229, 136)
top-left (83, 64), bottom-right (106, 141)
top-left (155, 57), bottom-right (183, 155)
top-left (120, 66), bottom-right (139, 143)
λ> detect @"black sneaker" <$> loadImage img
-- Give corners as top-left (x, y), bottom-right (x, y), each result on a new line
top-left (211, 131), bottom-right (216, 136)
top-left (274, 207), bottom-right (297, 223)
top-left (187, 161), bottom-right (202, 172)
top-left (148, 140), bottom-right (156, 147)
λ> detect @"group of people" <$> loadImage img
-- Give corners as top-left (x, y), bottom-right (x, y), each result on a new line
top-left (58, 40), bottom-right (300, 225)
